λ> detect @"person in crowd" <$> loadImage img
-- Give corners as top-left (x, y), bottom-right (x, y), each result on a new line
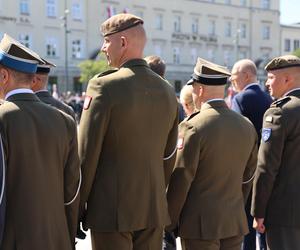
top-left (166, 57), bottom-right (258, 250)
top-left (0, 33), bottom-right (80, 250)
top-left (78, 13), bottom-right (178, 250)
top-left (230, 59), bottom-right (272, 250)
top-left (31, 61), bottom-right (76, 120)
top-left (252, 55), bottom-right (300, 250)
top-left (144, 55), bottom-right (166, 78)
top-left (179, 84), bottom-right (196, 117)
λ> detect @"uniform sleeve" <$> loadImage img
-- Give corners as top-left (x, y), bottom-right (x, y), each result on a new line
top-left (242, 130), bottom-right (258, 204)
top-left (64, 118), bottom-right (80, 247)
top-left (251, 107), bottom-right (286, 218)
top-left (166, 125), bottom-right (200, 230)
top-left (163, 109), bottom-right (179, 186)
top-left (78, 79), bottom-right (110, 220)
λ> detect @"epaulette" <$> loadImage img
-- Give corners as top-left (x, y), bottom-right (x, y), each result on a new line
top-left (97, 69), bottom-right (118, 78)
top-left (187, 111), bottom-right (200, 121)
top-left (271, 96), bottom-right (291, 107)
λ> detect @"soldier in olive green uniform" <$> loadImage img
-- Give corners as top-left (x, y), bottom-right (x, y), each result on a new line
top-left (251, 55), bottom-right (300, 250)
top-left (78, 14), bottom-right (178, 250)
top-left (166, 58), bottom-right (258, 250)
top-left (32, 62), bottom-right (76, 120)
top-left (0, 34), bottom-right (80, 250)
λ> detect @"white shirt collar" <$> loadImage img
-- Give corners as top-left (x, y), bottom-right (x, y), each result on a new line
top-left (5, 88), bottom-right (34, 100)
top-left (206, 98), bottom-right (224, 104)
top-left (243, 82), bottom-right (259, 91)
top-left (284, 88), bottom-right (300, 97)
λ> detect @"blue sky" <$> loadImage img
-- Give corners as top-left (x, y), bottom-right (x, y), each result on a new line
top-left (280, 0), bottom-right (300, 24)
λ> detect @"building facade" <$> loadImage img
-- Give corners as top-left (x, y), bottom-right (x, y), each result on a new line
top-left (281, 23), bottom-right (300, 56)
top-left (0, 0), bottom-right (280, 92)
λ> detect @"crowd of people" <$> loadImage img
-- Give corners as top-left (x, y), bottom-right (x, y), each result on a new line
top-left (0, 12), bottom-right (300, 250)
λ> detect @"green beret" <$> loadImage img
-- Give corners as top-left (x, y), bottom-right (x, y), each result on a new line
top-left (265, 55), bottom-right (300, 71)
top-left (101, 13), bottom-right (144, 37)
top-left (188, 57), bottom-right (231, 86)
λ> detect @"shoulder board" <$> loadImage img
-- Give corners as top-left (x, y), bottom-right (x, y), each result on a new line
top-left (97, 69), bottom-right (118, 78)
top-left (271, 96), bottom-right (291, 107)
top-left (187, 111), bottom-right (200, 121)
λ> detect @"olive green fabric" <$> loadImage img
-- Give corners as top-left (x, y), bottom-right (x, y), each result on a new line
top-left (264, 55), bottom-right (300, 71)
top-left (252, 89), bottom-right (300, 228)
top-left (36, 90), bottom-right (76, 120)
top-left (78, 59), bottom-right (178, 232)
top-left (167, 100), bottom-right (257, 240)
top-left (0, 93), bottom-right (80, 250)
top-left (101, 13), bottom-right (143, 37)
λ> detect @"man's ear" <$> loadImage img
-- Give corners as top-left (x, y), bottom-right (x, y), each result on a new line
top-left (0, 68), bottom-right (9, 85)
top-left (120, 36), bottom-right (127, 48)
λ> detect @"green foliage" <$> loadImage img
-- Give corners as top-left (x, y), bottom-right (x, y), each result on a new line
top-left (78, 54), bottom-right (110, 84)
top-left (292, 48), bottom-right (300, 58)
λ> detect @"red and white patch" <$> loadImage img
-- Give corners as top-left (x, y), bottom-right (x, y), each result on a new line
top-left (83, 96), bottom-right (92, 110)
top-left (177, 137), bottom-right (184, 150)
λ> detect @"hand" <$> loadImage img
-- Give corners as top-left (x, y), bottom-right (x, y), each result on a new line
top-left (253, 217), bottom-right (265, 233)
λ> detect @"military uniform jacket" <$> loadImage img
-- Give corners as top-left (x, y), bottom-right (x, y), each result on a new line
top-left (252, 89), bottom-right (300, 228)
top-left (79, 59), bottom-right (178, 232)
top-left (36, 90), bottom-right (76, 120)
top-left (0, 93), bottom-right (80, 250)
top-left (167, 100), bottom-right (257, 240)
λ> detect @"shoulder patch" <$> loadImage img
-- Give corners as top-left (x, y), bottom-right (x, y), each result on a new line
top-left (83, 96), bottom-right (92, 110)
top-left (187, 111), bottom-right (200, 121)
top-left (262, 128), bottom-right (272, 142)
top-left (97, 69), bottom-right (118, 78)
top-left (271, 96), bottom-right (291, 107)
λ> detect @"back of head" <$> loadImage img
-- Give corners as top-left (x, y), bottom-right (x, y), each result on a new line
top-left (144, 55), bottom-right (166, 77)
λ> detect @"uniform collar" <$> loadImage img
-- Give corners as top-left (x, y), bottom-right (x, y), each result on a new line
top-left (5, 88), bottom-right (33, 100)
top-left (243, 83), bottom-right (260, 91)
top-left (201, 99), bottom-right (227, 111)
top-left (284, 88), bottom-right (300, 97)
top-left (120, 58), bottom-right (149, 68)
top-left (35, 90), bottom-right (51, 97)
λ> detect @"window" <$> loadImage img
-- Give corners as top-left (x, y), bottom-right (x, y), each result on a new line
top-left (284, 39), bottom-right (291, 52)
top-left (208, 20), bottom-right (216, 36)
top-left (174, 15), bottom-right (181, 32)
top-left (71, 39), bottom-right (83, 59)
top-left (240, 0), bottom-right (247, 6)
top-left (224, 50), bottom-right (232, 66)
top-left (154, 44), bottom-right (162, 57)
top-left (240, 23), bottom-right (247, 38)
top-left (224, 0), bottom-right (231, 4)
top-left (207, 49), bottom-right (215, 62)
top-left (261, 0), bottom-right (270, 9)
top-left (155, 13), bottom-right (163, 30)
top-left (173, 47), bottom-right (180, 64)
top-left (192, 17), bottom-right (199, 34)
top-left (72, 1), bottom-right (83, 20)
top-left (19, 34), bottom-right (31, 48)
top-left (191, 48), bottom-right (197, 63)
top-left (239, 51), bottom-right (247, 59)
top-left (20, 0), bottom-right (30, 15)
top-left (46, 37), bottom-right (58, 57)
top-left (46, 0), bottom-right (56, 17)
top-left (224, 21), bottom-right (232, 37)
top-left (262, 25), bottom-right (270, 40)
top-left (294, 40), bottom-right (300, 50)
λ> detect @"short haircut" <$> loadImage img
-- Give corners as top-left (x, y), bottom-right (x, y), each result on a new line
top-left (144, 55), bottom-right (166, 77)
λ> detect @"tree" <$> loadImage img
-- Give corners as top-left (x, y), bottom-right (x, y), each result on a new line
top-left (78, 54), bottom-right (111, 84)
top-left (292, 48), bottom-right (300, 58)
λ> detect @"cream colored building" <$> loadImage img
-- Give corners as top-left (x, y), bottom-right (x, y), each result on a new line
top-left (280, 23), bottom-right (300, 56)
top-left (0, 0), bottom-right (280, 92)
